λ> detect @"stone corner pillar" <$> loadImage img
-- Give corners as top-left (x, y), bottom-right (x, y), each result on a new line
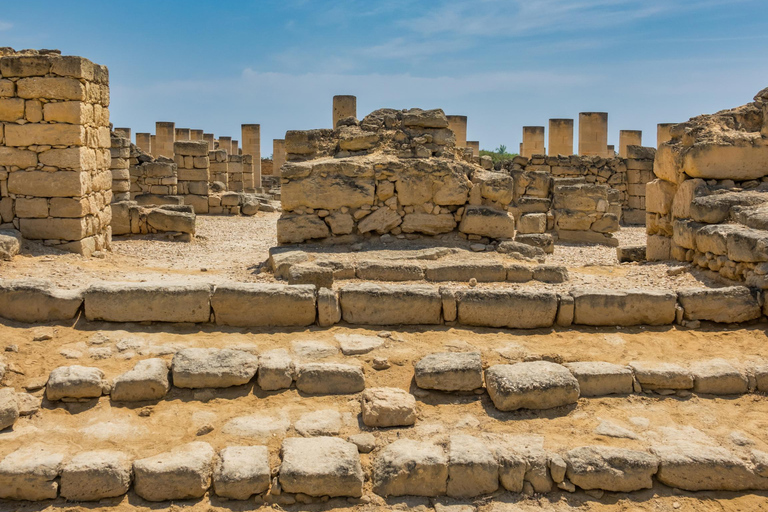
top-left (521, 126), bottom-right (545, 157)
top-left (155, 121), bottom-right (175, 159)
top-left (548, 119), bottom-right (574, 156)
top-left (578, 112), bottom-right (608, 157)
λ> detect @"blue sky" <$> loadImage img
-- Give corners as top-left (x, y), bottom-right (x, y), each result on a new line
top-left (2, 0), bottom-right (767, 155)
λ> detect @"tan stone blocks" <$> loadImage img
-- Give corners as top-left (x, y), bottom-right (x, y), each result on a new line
top-left (446, 115), bottom-right (467, 148)
top-left (5, 123), bottom-right (86, 147)
top-left (0, 98), bottom-right (25, 121)
top-left (25, 100), bottom-right (42, 122)
top-left (579, 112), bottom-right (609, 157)
top-left (16, 77), bottom-right (86, 101)
top-left (50, 197), bottom-right (90, 217)
top-left (0, 79), bottom-right (14, 97)
top-left (20, 216), bottom-right (87, 240)
top-left (136, 133), bottom-right (151, 154)
top-left (657, 123), bottom-right (675, 147)
top-left (154, 122), bottom-right (175, 159)
top-left (8, 170), bottom-right (88, 197)
top-left (43, 101), bottom-right (93, 124)
top-left (50, 55), bottom-right (96, 80)
top-left (333, 95), bottom-right (357, 127)
top-left (619, 130), bottom-right (642, 158)
top-left (273, 139), bottom-right (286, 173)
top-left (522, 126), bottom-right (545, 157)
top-left (0, 55), bottom-right (52, 77)
top-left (548, 119), bottom-right (574, 156)
top-left (177, 169), bottom-right (208, 181)
top-left (174, 140), bottom-right (209, 157)
top-left (0, 147), bottom-right (37, 167)
top-left (15, 197), bottom-right (48, 218)
top-left (39, 147), bottom-right (98, 171)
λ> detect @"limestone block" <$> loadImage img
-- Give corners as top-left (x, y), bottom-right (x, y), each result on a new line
top-left (336, 333), bottom-right (383, 355)
top-left (172, 348), bottom-right (259, 388)
top-left (0, 98), bottom-right (24, 121)
top-left (682, 145), bottom-right (768, 180)
top-left (339, 283), bottom-right (442, 325)
top-left (16, 76), bottom-right (85, 100)
top-left (458, 206), bottom-right (515, 239)
top-left (505, 263), bottom-right (534, 282)
top-left (475, 170), bottom-right (514, 204)
top-left (691, 359), bottom-right (748, 395)
top-left (279, 437), bottom-right (363, 497)
top-left (339, 126), bottom-right (378, 151)
top-left (282, 162), bottom-right (374, 210)
top-left (60, 450), bottom-right (132, 501)
top-left (628, 361), bottom-right (693, 390)
top-left (14, 198), bottom-right (47, 218)
top-left (447, 435), bottom-right (499, 498)
top-left (111, 358), bottom-right (170, 401)
top-left (571, 288), bottom-right (677, 326)
top-left (414, 352), bottom-right (483, 391)
top-left (425, 262), bottom-right (506, 282)
top-left (9, 170), bottom-right (87, 197)
top-left (133, 442), bottom-right (215, 501)
top-left (213, 446), bottom-right (270, 500)
top-left (356, 260), bottom-right (424, 281)
top-left (533, 265), bottom-right (568, 283)
top-left (287, 263), bottom-right (333, 288)
top-left (518, 213), bottom-right (547, 234)
top-left (617, 245), bottom-right (646, 262)
top-left (695, 224), bottom-right (735, 255)
top-left (556, 294), bottom-right (575, 326)
top-left (20, 217), bottom-right (87, 241)
top-left (565, 446), bottom-right (658, 492)
top-left (0, 444), bottom-right (65, 500)
top-left (645, 179), bottom-right (677, 215)
top-left (0, 147), bottom-right (38, 168)
top-left (147, 209), bottom-right (195, 234)
top-left (317, 287), bottom-right (341, 327)
top-left (678, 286), bottom-right (760, 323)
top-left (485, 361), bottom-right (580, 411)
top-left (277, 214), bottom-right (330, 243)
top-left (402, 108), bottom-right (449, 128)
top-left (0, 278), bottom-right (83, 322)
top-left (726, 226), bottom-right (768, 262)
top-left (258, 349), bottom-right (294, 390)
top-left (84, 282), bottom-right (212, 323)
top-left (46, 365), bottom-right (106, 401)
top-left (497, 240), bottom-right (546, 259)
top-left (646, 234), bottom-right (671, 261)
top-left (295, 363), bottom-right (365, 394)
top-left (557, 229), bottom-right (619, 247)
top-left (401, 212), bottom-right (456, 235)
top-left (212, 283), bottom-right (316, 327)
top-left (324, 211), bottom-right (354, 235)
top-left (653, 444), bottom-right (767, 491)
top-left (361, 387), bottom-right (417, 427)
top-left (357, 206), bottom-right (402, 234)
top-left (492, 442), bottom-right (527, 492)
top-left (0, 55), bottom-right (52, 77)
top-left (5, 123), bottom-right (85, 147)
top-left (0, 387), bottom-right (19, 431)
top-left (373, 439), bottom-right (448, 496)
top-left (563, 362), bottom-right (633, 396)
top-left (456, 289), bottom-right (558, 329)
top-left (591, 213), bottom-right (619, 233)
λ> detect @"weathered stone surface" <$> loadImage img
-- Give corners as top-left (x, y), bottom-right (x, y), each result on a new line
top-left (147, 209), bottom-right (195, 234)
top-left (629, 361), bottom-right (693, 390)
top-left (678, 287), bottom-right (761, 323)
top-left (447, 435), bottom-right (499, 498)
top-left (111, 358), bottom-right (170, 401)
top-left (557, 229), bottom-right (619, 247)
top-left (281, 159), bottom-right (375, 210)
top-left (336, 333), bottom-right (384, 355)
top-left (277, 214), bottom-right (330, 243)
top-left (295, 363), bottom-right (365, 394)
top-left (287, 263), bottom-right (334, 288)
top-left (294, 409), bottom-right (342, 436)
top-left (485, 361), bottom-right (580, 411)
top-left (571, 288), bottom-right (677, 326)
top-left (497, 240), bottom-right (546, 260)
top-left (357, 206), bottom-right (402, 234)
top-left (401, 213), bottom-right (456, 235)
top-left (212, 283), bottom-right (316, 327)
top-left (356, 260), bottom-right (424, 281)
top-left (0, 444), bottom-right (65, 500)
top-left (563, 361), bottom-right (633, 396)
top-left (84, 282), bottom-right (211, 323)
top-left (414, 352), bottom-right (483, 391)
top-left (491, 441), bottom-right (527, 492)
top-left (0, 230), bottom-right (21, 261)
top-left (691, 359), bottom-right (748, 395)
top-left (361, 387), bottom-right (417, 427)
top-left (682, 144), bottom-right (768, 180)
top-left (213, 446), bottom-right (270, 500)
top-left (565, 446), bottom-right (658, 492)
top-left (373, 439), bottom-right (448, 496)
top-left (402, 109), bottom-right (449, 128)
top-left (279, 437), bottom-right (363, 497)
top-left (426, 262), bottom-right (506, 282)
top-left (645, 179), bottom-right (677, 214)
top-left (257, 349), bottom-right (294, 390)
top-left (456, 289), bottom-right (558, 329)
top-left (617, 245), bottom-right (646, 263)
top-left (0, 278), bottom-right (83, 323)
top-left (0, 387), bottom-right (19, 431)
top-left (60, 450), bottom-right (132, 501)
top-left (654, 444), bottom-right (767, 491)
top-left (172, 348), bottom-right (259, 388)
top-left (133, 442), bottom-right (215, 501)
top-left (339, 283), bottom-right (442, 325)
top-left (532, 265), bottom-right (568, 283)
top-left (459, 206), bottom-right (515, 239)
top-left (47, 365), bottom-right (106, 401)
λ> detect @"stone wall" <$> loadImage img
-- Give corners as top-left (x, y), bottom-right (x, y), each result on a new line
top-left (209, 149), bottom-right (228, 188)
top-left (647, 87), bottom-right (768, 287)
top-left (174, 140), bottom-right (209, 214)
top-left (0, 49), bottom-right (112, 256)
top-left (110, 132), bottom-right (130, 202)
top-left (228, 154), bottom-right (243, 192)
top-left (111, 203), bottom-right (195, 240)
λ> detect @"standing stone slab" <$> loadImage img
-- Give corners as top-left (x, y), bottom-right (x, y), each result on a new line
top-left (565, 446), bottom-right (658, 492)
top-left (447, 435), bottom-right (499, 498)
top-left (485, 361), bottom-right (580, 411)
top-left (414, 351), bottom-right (484, 391)
top-left (111, 358), bottom-right (170, 401)
top-left (678, 287), bottom-right (762, 323)
top-left (0, 387), bottom-right (19, 430)
top-left (455, 289), bottom-right (558, 329)
top-left (361, 387), bottom-right (417, 427)
top-left (0, 444), bottom-right (66, 500)
top-left (279, 437), bottom-right (363, 497)
top-left (172, 348), bottom-right (259, 388)
top-left (212, 283), bottom-right (317, 327)
top-left (213, 446), bottom-right (270, 500)
top-left (46, 365), bottom-right (106, 401)
top-left (60, 450), bottom-right (132, 501)
top-left (339, 283), bottom-right (442, 325)
top-left (691, 359), bottom-right (748, 395)
top-left (373, 439), bottom-right (448, 497)
top-left (629, 361), bottom-right (693, 390)
top-left (563, 361), bottom-right (633, 396)
top-left (133, 442), bottom-right (215, 501)
top-left (571, 288), bottom-right (677, 326)
top-left (0, 278), bottom-right (83, 323)
top-left (84, 282), bottom-right (212, 323)
top-left (295, 363), bottom-right (365, 394)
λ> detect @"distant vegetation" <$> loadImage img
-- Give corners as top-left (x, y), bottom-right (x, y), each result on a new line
top-left (479, 144), bottom-right (517, 165)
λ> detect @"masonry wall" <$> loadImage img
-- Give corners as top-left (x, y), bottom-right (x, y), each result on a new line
top-left (175, 140), bottom-right (210, 214)
top-left (0, 49), bottom-right (112, 256)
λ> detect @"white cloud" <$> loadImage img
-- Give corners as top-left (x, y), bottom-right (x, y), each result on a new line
top-left (0, 20), bottom-right (13, 31)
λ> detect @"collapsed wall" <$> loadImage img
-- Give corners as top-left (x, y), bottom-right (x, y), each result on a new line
top-left (647, 87), bottom-right (768, 287)
top-left (0, 49), bottom-right (112, 256)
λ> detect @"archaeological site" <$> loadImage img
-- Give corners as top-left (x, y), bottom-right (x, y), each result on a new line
top-left (2, 27), bottom-right (768, 512)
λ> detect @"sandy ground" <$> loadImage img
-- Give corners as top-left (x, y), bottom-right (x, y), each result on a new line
top-left (2, 321), bottom-right (768, 511)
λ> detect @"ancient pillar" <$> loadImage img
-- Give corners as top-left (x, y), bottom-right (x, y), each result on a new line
top-left (619, 130), bottom-right (642, 158)
top-left (607, 145), bottom-right (615, 156)
top-left (111, 133), bottom-right (131, 202)
top-left (657, 123), bottom-right (675, 147)
top-left (548, 119), bottom-right (574, 156)
top-left (218, 136), bottom-right (232, 154)
top-left (578, 112), bottom-right (608, 157)
top-left (150, 135), bottom-right (156, 156)
top-left (521, 126), bottom-right (545, 157)
top-left (241, 124), bottom-right (261, 190)
top-left (446, 115), bottom-right (468, 148)
top-left (136, 133), bottom-right (151, 154)
top-left (203, 133), bottom-right (214, 151)
top-left (228, 155), bottom-right (243, 191)
top-left (190, 129), bottom-right (203, 141)
top-left (175, 141), bottom-right (209, 214)
top-left (273, 139), bottom-right (286, 173)
top-left (467, 141), bottom-right (480, 157)
top-left (175, 128), bottom-right (190, 141)
top-left (209, 149), bottom-right (229, 189)
top-left (155, 122), bottom-right (175, 158)
top-left (232, 140), bottom-right (239, 156)
top-left (333, 95), bottom-right (356, 128)
top-left (114, 127), bottom-right (131, 140)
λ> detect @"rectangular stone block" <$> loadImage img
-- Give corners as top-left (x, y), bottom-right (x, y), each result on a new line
top-left (20, 217), bottom-right (88, 240)
top-left (15, 197), bottom-right (48, 218)
top-left (678, 286), bottom-right (761, 323)
top-left (425, 262), bottom-right (506, 282)
top-left (5, 123), bottom-right (86, 147)
top-left (212, 283), bottom-right (316, 327)
top-left (8, 170), bottom-right (88, 197)
top-left (84, 282), bottom-right (212, 323)
top-left (0, 278), bottom-right (83, 323)
top-left (174, 140), bottom-right (209, 157)
top-left (0, 147), bottom-right (38, 168)
top-left (571, 288), bottom-right (677, 326)
top-left (0, 79), bottom-right (14, 97)
top-left (0, 98), bottom-right (24, 122)
top-left (43, 101), bottom-right (93, 124)
top-left (177, 168), bottom-right (209, 181)
top-left (339, 283), bottom-right (442, 325)
top-left (50, 55), bottom-right (96, 80)
top-left (455, 289), bottom-right (558, 329)
top-left (0, 55), bottom-right (52, 77)
top-left (16, 76), bottom-right (86, 100)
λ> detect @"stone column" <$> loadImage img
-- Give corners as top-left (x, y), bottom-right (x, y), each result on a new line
top-left (548, 119), bottom-right (574, 156)
top-left (114, 127), bottom-right (131, 140)
top-left (218, 136), bottom-right (232, 154)
top-left (209, 150), bottom-right (229, 189)
top-left (190, 129), bottom-right (203, 141)
top-left (175, 141), bottom-right (209, 214)
top-left (175, 128), bottom-right (190, 141)
top-left (136, 133), bottom-right (151, 154)
top-left (607, 145), bottom-right (615, 156)
top-left (155, 121), bottom-right (175, 158)
top-left (333, 95), bottom-right (356, 128)
top-left (241, 124), bottom-right (261, 189)
top-left (521, 126), bottom-right (545, 157)
top-left (273, 139), bottom-right (286, 174)
top-left (578, 112), bottom-right (608, 157)
top-left (232, 140), bottom-right (239, 156)
top-left (619, 130), bottom-right (642, 158)
top-left (203, 133), bottom-right (214, 151)
top-left (467, 141), bottom-right (480, 157)
top-left (228, 155), bottom-right (243, 191)
top-left (150, 135), bottom-right (156, 156)
top-left (111, 133), bottom-right (131, 202)
top-left (446, 115), bottom-right (467, 148)
top-left (657, 123), bottom-right (675, 147)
